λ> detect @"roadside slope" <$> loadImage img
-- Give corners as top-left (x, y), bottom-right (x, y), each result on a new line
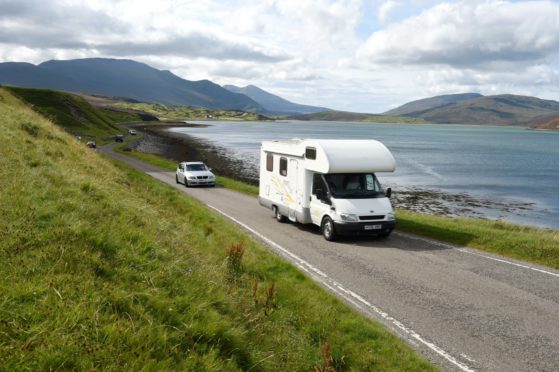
top-left (0, 89), bottom-right (433, 369)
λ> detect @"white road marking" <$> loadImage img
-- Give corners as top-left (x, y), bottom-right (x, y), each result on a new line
top-left (395, 231), bottom-right (559, 278)
top-left (207, 204), bottom-right (476, 372)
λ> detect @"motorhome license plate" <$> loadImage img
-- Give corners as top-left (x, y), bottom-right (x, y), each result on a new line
top-left (364, 224), bottom-right (382, 230)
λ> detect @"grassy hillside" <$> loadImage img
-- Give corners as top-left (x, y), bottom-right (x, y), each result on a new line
top-left (6, 87), bottom-right (154, 142)
top-left (114, 101), bottom-right (270, 121)
top-left (385, 93), bottom-right (483, 116)
top-left (403, 94), bottom-right (559, 126)
top-left (0, 88), bottom-right (434, 369)
top-left (290, 110), bottom-right (426, 124)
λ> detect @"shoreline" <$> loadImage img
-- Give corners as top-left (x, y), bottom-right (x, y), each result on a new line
top-left (126, 123), bottom-right (543, 226)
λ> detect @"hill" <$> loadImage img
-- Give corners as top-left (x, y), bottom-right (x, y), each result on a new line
top-left (387, 93), bottom-right (559, 126)
top-left (6, 86), bottom-right (156, 141)
top-left (529, 113), bottom-right (559, 131)
top-left (0, 58), bottom-right (265, 112)
top-left (223, 84), bottom-right (330, 115)
top-left (0, 87), bottom-right (433, 370)
top-left (384, 93), bottom-right (483, 116)
top-left (290, 110), bottom-right (426, 123)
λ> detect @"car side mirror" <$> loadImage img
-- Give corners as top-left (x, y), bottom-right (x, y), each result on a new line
top-left (385, 187), bottom-right (392, 198)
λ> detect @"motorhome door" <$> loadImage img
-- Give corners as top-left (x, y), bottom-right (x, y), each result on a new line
top-left (287, 159), bottom-right (298, 221)
top-left (310, 173), bottom-right (331, 225)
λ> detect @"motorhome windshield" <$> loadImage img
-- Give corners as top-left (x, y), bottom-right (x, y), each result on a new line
top-left (324, 173), bottom-right (384, 198)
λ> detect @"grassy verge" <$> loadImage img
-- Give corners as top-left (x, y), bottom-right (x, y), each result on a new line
top-left (115, 148), bottom-right (260, 196)
top-left (5, 87), bottom-right (155, 145)
top-left (118, 144), bottom-right (559, 270)
top-left (0, 82), bottom-right (434, 370)
top-left (396, 210), bottom-right (559, 269)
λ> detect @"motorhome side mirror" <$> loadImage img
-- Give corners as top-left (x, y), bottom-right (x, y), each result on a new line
top-left (385, 187), bottom-right (392, 198)
top-left (316, 190), bottom-right (332, 205)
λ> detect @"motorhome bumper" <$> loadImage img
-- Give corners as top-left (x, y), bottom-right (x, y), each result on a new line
top-left (333, 220), bottom-right (395, 235)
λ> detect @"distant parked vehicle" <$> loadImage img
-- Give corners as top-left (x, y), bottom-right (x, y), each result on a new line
top-left (176, 162), bottom-right (216, 187)
top-left (128, 129), bottom-right (137, 135)
top-left (115, 134), bottom-right (124, 142)
top-left (86, 141), bottom-right (96, 149)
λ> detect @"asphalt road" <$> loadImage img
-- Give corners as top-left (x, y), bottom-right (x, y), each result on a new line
top-left (101, 144), bottom-right (559, 372)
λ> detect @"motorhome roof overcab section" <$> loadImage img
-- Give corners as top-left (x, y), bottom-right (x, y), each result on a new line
top-left (258, 139), bottom-right (397, 241)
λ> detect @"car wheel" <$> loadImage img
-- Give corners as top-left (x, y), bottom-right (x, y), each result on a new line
top-left (185, 179), bottom-right (190, 187)
top-left (322, 216), bottom-right (336, 241)
top-left (176, 175), bottom-right (179, 184)
top-left (273, 206), bottom-right (286, 223)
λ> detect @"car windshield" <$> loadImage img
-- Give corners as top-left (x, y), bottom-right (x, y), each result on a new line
top-left (324, 173), bottom-right (384, 198)
top-left (186, 164), bottom-right (208, 171)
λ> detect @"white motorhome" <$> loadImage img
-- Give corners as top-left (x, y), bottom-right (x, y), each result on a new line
top-left (259, 139), bottom-right (396, 241)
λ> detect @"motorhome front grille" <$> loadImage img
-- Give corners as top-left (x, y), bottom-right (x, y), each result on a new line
top-left (197, 176), bottom-right (209, 179)
top-left (359, 215), bottom-right (385, 221)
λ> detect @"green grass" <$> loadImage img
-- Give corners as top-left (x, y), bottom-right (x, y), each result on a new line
top-left (113, 102), bottom-right (270, 121)
top-left (118, 141), bottom-right (559, 270)
top-left (100, 107), bottom-right (157, 123)
top-left (0, 84), bottom-right (434, 370)
top-left (396, 210), bottom-right (559, 269)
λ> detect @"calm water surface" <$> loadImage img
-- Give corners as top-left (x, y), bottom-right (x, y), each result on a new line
top-left (168, 121), bottom-right (559, 228)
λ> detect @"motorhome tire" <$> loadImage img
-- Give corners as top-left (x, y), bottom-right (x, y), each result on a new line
top-left (322, 216), bottom-right (336, 241)
top-left (273, 206), bottom-right (286, 223)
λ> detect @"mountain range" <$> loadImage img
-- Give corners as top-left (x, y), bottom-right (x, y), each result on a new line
top-left (1, 57), bottom-right (559, 128)
top-left (0, 58), bottom-right (263, 112)
top-left (0, 58), bottom-right (327, 115)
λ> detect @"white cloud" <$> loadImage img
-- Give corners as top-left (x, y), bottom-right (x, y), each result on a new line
top-left (2, 0), bottom-right (559, 112)
top-left (358, 1), bottom-right (559, 67)
top-left (377, 0), bottom-right (402, 22)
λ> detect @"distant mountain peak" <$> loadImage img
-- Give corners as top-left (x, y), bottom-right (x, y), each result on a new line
top-left (223, 84), bottom-right (330, 115)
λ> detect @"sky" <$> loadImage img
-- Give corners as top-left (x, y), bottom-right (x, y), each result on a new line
top-left (1, 0), bottom-right (559, 112)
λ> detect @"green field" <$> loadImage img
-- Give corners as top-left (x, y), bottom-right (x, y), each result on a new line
top-left (290, 110), bottom-right (427, 124)
top-left (0, 88), bottom-right (435, 369)
top-left (114, 101), bottom-right (270, 121)
top-left (118, 148), bottom-right (559, 270)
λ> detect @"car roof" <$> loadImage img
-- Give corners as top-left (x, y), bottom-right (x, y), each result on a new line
top-left (180, 161), bottom-right (205, 165)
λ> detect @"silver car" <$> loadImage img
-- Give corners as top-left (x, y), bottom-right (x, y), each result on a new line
top-left (175, 162), bottom-right (216, 187)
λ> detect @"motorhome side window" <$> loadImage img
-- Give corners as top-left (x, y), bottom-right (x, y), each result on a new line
top-left (279, 157), bottom-right (287, 176)
top-left (312, 173), bottom-right (326, 194)
top-left (266, 153), bottom-right (273, 172)
top-left (305, 147), bottom-right (316, 160)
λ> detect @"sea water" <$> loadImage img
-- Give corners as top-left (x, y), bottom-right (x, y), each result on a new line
top-left (168, 121), bottom-right (559, 228)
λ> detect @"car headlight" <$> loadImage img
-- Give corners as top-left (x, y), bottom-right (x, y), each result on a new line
top-left (188, 176), bottom-right (196, 180)
top-left (340, 213), bottom-right (358, 222)
top-left (386, 212), bottom-right (395, 221)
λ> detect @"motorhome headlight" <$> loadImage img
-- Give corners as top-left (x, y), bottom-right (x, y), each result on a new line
top-left (386, 212), bottom-right (395, 221)
top-left (340, 213), bottom-right (358, 222)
